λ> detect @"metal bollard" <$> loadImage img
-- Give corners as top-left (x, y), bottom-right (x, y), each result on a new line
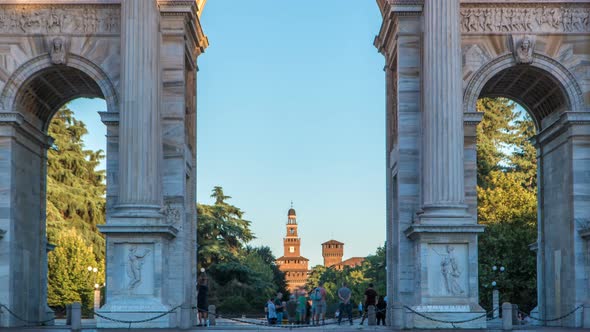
top-left (208, 305), bottom-right (216, 326)
top-left (391, 302), bottom-right (404, 329)
top-left (70, 302), bottom-right (81, 331)
top-left (502, 302), bottom-right (512, 331)
top-left (583, 303), bottom-right (590, 329)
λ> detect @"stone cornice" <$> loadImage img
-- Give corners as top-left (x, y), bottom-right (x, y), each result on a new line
top-left (158, 0), bottom-right (209, 56)
top-left (404, 224), bottom-right (485, 240)
top-left (534, 111), bottom-right (590, 146)
top-left (99, 224), bottom-right (179, 239)
top-left (0, 112), bottom-right (51, 148)
top-left (464, 112), bottom-right (484, 125)
top-left (99, 111), bottom-right (119, 126)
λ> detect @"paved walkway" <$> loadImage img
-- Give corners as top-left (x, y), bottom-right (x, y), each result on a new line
top-left (3, 320), bottom-right (590, 332)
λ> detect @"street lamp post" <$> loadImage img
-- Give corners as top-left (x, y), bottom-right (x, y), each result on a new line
top-left (491, 265), bottom-right (505, 319)
top-left (87, 266), bottom-right (100, 315)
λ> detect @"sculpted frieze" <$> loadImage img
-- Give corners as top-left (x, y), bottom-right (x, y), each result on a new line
top-left (461, 5), bottom-right (590, 34)
top-left (0, 5), bottom-right (120, 34)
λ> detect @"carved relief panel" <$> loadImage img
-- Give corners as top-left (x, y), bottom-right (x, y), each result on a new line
top-left (113, 243), bottom-right (155, 296)
top-left (461, 4), bottom-right (590, 34)
top-left (427, 244), bottom-right (469, 297)
top-left (0, 5), bottom-right (120, 35)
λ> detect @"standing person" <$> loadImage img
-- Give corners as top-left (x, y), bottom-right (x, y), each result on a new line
top-left (274, 292), bottom-right (284, 325)
top-left (297, 290), bottom-right (307, 324)
top-left (286, 295), bottom-right (298, 324)
top-left (196, 269), bottom-right (209, 326)
top-left (376, 295), bottom-right (387, 325)
top-left (310, 282), bottom-right (327, 325)
top-left (305, 297), bottom-right (312, 324)
top-left (337, 282), bottom-right (353, 325)
top-left (267, 298), bottom-right (277, 325)
top-left (359, 283), bottom-right (377, 325)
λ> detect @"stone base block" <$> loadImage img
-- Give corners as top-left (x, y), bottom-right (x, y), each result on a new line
top-left (409, 305), bottom-right (486, 329)
top-left (96, 300), bottom-right (177, 328)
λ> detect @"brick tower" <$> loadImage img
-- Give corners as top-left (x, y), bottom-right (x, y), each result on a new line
top-left (275, 205), bottom-right (309, 293)
top-left (322, 240), bottom-right (344, 267)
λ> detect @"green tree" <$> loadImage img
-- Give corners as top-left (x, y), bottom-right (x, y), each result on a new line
top-left (196, 187), bottom-right (286, 313)
top-left (47, 229), bottom-right (104, 311)
top-left (476, 98), bottom-right (518, 187)
top-left (46, 107), bottom-right (106, 260)
top-left (476, 98), bottom-right (537, 312)
top-left (197, 187), bottom-right (254, 267)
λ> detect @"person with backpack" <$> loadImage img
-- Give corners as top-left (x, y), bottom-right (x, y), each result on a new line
top-left (310, 282), bottom-right (327, 325)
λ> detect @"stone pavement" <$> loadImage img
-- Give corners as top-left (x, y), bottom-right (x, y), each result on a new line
top-left (2, 319), bottom-right (590, 332)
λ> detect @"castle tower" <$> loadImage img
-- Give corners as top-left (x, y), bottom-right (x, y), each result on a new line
top-left (275, 205), bottom-right (309, 293)
top-left (322, 240), bottom-right (344, 267)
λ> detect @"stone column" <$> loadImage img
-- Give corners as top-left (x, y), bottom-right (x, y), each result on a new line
top-left (404, 1), bottom-right (485, 328)
top-left (115, 0), bottom-right (162, 218)
top-left (98, 1), bottom-right (178, 328)
top-left (419, 0), bottom-right (469, 222)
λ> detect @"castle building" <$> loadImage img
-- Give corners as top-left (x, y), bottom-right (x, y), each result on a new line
top-left (322, 240), bottom-right (365, 270)
top-left (275, 206), bottom-right (309, 293)
top-left (321, 240), bottom-right (344, 267)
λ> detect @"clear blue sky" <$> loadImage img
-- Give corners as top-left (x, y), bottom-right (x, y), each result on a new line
top-left (69, 0), bottom-right (386, 267)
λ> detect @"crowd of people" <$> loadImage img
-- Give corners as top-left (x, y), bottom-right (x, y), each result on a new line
top-left (264, 282), bottom-right (387, 326)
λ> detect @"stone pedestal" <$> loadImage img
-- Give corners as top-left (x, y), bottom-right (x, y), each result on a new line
top-left (502, 302), bottom-right (513, 330)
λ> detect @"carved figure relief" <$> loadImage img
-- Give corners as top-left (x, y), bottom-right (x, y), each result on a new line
top-left (461, 5), bottom-right (590, 33)
top-left (126, 245), bottom-right (151, 291)
top-left (433, 245), bottom-right (465, 296)
top-left (0, 5), bottom-right (120, 34)
top-left (49, 37), bottom-right (66, 65)
top-left (512, 35), bottom-right (535, 64)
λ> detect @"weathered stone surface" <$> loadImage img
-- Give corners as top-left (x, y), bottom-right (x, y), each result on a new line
top-left (376, 0), bottom-right (590, 328)
top-left (0, 0), bottom-right (206, 328)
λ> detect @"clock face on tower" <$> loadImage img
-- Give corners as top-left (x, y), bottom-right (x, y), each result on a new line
top-left (289, 246), bottom-right (295, 253)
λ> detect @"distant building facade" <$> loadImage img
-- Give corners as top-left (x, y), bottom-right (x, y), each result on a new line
top-left (322, 240), bottom-right (365, 270)
top-left (275, 207), bottom-right (309, 293)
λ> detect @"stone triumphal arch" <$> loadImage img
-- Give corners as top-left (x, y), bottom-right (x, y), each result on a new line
top-left (375, 0), bottom-right (589, 328)
top-left (0, 0), bottom-right (207, 328)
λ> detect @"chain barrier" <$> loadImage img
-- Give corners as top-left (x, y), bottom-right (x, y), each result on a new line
top-left (0, 304), bottom-right (56, 326)
top-left (12, 301), bottom-right (578, 329)
top-left (519, 305), bottom-right (582, 324)
top-left (403, 305), bottom-right (498, 328)
top-left (90, 305), bottom-right (181, 329)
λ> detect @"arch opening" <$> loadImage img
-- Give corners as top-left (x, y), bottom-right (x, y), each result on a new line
top-left (468, 61), bottom-right (587, 326)
top-left (14, 66), bottom-right (104, 131)
top-left (2, 64), bottom-right (108, 326)
top-left (476, 65), bottom-right (569, 131)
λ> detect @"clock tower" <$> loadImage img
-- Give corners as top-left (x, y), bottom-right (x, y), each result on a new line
top-left (284, 207), bottom-right (301, 257)
top-left (275, 204), bottom-right (309, 293)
